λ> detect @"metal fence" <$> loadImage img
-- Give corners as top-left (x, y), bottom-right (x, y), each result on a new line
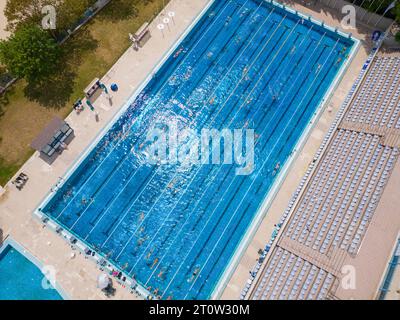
top-left (322, 0), bottom-right (394, 30)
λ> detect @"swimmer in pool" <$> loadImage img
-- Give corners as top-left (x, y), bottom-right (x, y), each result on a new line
top-left (66, 188), bottom-right (72, 196)
top-left (151, 258), bottom-right (159, 269)
top-left (188, 266), bottom-right (201, 283)
top-left (169, 75), bottom-right (177, 85)
top-left (167, 180), bottom-right (175, 189)
top-left (174, 47), bottom-right (183, 58)
top-left (272, 162), bottom-right (281, 176)
top-left (209, 96), bottom-right (216, 105)
top-left (146, 249), bottom-right (153, 260)
top-left (137, 236), bottom-right (148, 247)
top-left (139, 212), bottom-right (145, 221)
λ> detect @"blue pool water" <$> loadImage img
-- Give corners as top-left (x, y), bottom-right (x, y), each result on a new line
top-left (40, 0), bottom-right (354, 299)
top-left (0, 244), bottom-right (63, 300)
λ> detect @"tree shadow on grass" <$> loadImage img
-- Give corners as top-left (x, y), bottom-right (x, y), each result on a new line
top-left (63, 28), bottom-right (99, 66)
top-left (98, 0), bottom-right (140, 22)
top-left (23, 67), bottom-right (77, 109)
top-left (23, 30), bottom-right (99, 109)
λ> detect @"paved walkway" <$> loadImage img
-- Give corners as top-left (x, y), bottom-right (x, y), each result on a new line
top-left (0, 0), bottom-right (9, 39)
top-left (0, 0), bottom-right (209, 300)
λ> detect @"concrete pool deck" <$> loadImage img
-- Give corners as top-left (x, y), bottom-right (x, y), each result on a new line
top-left (0, 0), bottom-right (378, 300)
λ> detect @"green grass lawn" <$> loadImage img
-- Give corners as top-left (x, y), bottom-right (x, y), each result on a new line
top-left (0, 0), bottom-right (169, 186)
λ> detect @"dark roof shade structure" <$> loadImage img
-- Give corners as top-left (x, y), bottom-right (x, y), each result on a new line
top-left (31, 117), bottom-right (74, 159)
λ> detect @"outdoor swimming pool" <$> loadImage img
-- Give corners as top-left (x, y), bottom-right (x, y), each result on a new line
top-left (38, 0), bottom-right (355, 299)
top-left (0, 240), bottom-right (63, 300)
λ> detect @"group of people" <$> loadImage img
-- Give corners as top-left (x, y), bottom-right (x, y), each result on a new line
top-left (73, 80), bottom-right (117, 116)
top-left (73, 99), bottom-right (84, 113)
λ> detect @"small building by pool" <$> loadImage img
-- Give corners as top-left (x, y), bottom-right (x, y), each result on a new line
top-left (0, 238), bottom-right (65, 300)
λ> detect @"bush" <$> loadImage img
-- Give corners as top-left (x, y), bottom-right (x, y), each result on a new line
top-left (0, 25), bottom-right (61, 80)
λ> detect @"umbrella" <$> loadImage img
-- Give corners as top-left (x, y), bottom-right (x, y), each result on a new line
top-left (163, 18), bottom-right (170, 31)
top-left (157, 23), bottom-right (165, 38)
top-left (168, 11), bottom-right (175, 25)
top-left (97, 273), bottom-right (110, 290)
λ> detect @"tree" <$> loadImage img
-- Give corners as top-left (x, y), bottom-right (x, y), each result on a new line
top-left (395, 3), bottom-right (400, 22)
top-left (5, 0), bottom-right (96, 36)
top-left (396, 31), bottom-right (400, 42)
top-left (0, 24), bottom-right (61, 80)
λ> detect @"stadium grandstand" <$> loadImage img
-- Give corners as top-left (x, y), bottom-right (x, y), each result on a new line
top-left (246, 53), bottom-right (400, 300)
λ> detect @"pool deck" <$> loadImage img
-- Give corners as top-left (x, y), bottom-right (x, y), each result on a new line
top-left (0, 0), bottom-right (384, 300)
top-left (0, 0), bottom-right (209, 300)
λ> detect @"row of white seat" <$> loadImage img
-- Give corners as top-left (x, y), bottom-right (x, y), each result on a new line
top-left (251, 247), bottom-right (335, 300)
top-left (285, 130), bottom-right (398, 255)
top-left (345, 57), bottom-right (400, 129)
top-left (248, 52), bottom-right (399, 300)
